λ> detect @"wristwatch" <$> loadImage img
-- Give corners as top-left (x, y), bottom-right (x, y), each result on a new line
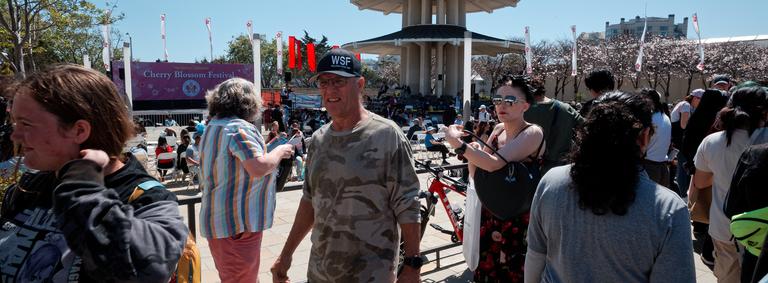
top-left (403, 255), bottom-right (424, 269)
top-left (454, 142), bottom-right (468, 155)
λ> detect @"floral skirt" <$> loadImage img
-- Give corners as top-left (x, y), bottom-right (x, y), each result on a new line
top-left (473, 208), bottom-right (529, 283)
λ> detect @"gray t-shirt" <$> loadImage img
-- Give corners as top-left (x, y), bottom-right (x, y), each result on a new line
top-left (302, 113), bottom-right (421, 283)
top-left (526, 165), bottom-right (695, 283)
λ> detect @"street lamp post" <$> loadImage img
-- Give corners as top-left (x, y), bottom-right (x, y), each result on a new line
top-left (126, 32), bottom-right (133, 59)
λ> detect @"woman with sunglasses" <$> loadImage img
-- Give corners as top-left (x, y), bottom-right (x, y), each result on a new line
top-left (444, 79), bottom-right (544, 282)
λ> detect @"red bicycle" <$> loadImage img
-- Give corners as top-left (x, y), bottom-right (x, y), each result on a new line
top-left (398, 160), bottom-right (468, 274)
top-left (415, 160), bottom-right (467, 243)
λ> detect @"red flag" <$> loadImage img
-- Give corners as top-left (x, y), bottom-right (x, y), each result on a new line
top-left (296, 40), bottom-right (303, 70)
top-left (355, 53), bottom-right (361, 61)
top-left (307, 43), bottom-right (317, 72)
top-left (288, 36), bottom-right (296, 69)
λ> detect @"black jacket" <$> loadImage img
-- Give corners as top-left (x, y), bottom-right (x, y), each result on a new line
top-left (0, 154), bottom-right (187, 282)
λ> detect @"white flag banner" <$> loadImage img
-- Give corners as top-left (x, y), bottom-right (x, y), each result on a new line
top-left (634, 17), bottom-right (647, 72)
top-left (205, 17), bottom-right (213, 61)
top-left (247, 20), bottom-right (254, 46)
top-left (276, 31), bottom-right (283, 76)
top-left (161, 14), bottom-right (168, 61)
top-left (693, 13), bottom-right (705, 71)
top-left (101, 24), bottom-right (110, 70)
top-left (524, 26), bottom-right (532, 74)
top-left (571, 25), bottom-right (578, 76)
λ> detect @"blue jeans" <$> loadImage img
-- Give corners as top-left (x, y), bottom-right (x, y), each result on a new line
top-left (675, 154), bottom-right (691, 198)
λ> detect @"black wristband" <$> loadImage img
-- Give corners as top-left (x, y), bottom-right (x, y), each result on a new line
top-left (454, 142), bottom-right (468, 155)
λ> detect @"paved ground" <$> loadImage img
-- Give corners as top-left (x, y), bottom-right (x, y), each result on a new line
top-left (167, 159), bottom-right (718, 283)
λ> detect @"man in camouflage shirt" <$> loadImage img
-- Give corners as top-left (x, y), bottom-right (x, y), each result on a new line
top-left (271, 49), bottom-right (422, 283)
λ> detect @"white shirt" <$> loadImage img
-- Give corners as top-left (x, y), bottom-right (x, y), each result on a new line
top-left (646, 112), bottom-right (672, 162)
top-left (694, 130), bottom-right (752, 242)
top-left (478, 111), bottom-right (490, 122)
top-left (670, 101), bottom-right (692, 123)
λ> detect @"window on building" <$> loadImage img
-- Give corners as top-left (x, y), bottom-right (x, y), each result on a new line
top-left (660, 31), bottom-right (667, 36)
top-left (660, 26), bottom-right (669, 31)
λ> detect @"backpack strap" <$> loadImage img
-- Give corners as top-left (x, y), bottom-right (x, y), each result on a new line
top-left (128, 179), bottom-right (166, 203)
top-left (471, 124), bottom-right (537, 164)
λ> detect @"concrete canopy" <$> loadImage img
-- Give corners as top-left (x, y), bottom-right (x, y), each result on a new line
top-left (350, 0), bottom-right (521, 15)
top-left (342, 25), bottom-right (524, 56)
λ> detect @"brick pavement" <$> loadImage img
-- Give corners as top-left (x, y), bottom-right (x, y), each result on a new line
top-left (171, 166), bottom-right (717, 283)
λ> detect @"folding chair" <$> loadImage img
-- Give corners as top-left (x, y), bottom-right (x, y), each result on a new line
top-left (156, 152), bottom-right (176, 182)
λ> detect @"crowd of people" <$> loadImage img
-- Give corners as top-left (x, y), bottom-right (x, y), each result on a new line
top-left (1, 46), bottom-right (768, 283)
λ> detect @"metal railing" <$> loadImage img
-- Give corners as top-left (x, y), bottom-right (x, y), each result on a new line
top-left (133, 110), bottom-right (208, 127)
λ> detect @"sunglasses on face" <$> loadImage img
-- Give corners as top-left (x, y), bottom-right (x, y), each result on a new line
top-left (492, 96), bottom-right (523, 106)
top-left (315, 77), bottom-right (349, 89)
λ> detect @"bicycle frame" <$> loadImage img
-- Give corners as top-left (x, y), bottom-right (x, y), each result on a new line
top-left (416, 160), bottom-right (466, 244)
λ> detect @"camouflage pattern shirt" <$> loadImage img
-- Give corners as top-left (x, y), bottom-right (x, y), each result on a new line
top-left (302, 113), bottom-right (421, 283)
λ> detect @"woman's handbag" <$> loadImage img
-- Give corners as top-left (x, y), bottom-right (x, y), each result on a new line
top-left (688, 179), bottom-right (711, 224)
top-left (462, 179), bottom-right (481, 271)
top-left (468, 128), bottom-right (544, 220)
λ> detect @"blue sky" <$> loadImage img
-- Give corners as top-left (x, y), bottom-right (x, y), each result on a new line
top-left (104, 0), bottom-right (767, 62)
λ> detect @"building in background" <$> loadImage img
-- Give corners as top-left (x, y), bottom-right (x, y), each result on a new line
top-left (605, 14), bottom-right (688, 39)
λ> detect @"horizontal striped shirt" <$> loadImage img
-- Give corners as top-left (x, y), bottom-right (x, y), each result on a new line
top-left (199, 117), bottom-right (276, 239)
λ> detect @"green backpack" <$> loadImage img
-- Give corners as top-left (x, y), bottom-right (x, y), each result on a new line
top-left (731, 206), bottom-right (768, 256)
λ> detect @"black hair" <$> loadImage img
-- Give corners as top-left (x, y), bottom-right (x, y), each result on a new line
top-left (569, 91), bottom-right (653, 215)
top-left (680, 89), bottom-right (729, 168)
top-left (584, 69), bottom-right (615, 93)
top-left (639, 88), bottom-right (665, 114)
top-left (499, 75), bottom-right (535, 103)
top-left (158, 136), bottom-right (168, 147)
top-left (713, 87), bottom-right (768, 146)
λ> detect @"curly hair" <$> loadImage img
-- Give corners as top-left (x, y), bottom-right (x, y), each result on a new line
top-left (713, 87), bottom-right (767, 146)
top-left (206, 77), bottom-right (263, 121)
top-left (569, 91), bottom-right (653, 215)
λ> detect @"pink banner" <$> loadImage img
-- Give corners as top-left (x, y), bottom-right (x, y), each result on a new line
top-left (112, 61), bottom-right (254, 101)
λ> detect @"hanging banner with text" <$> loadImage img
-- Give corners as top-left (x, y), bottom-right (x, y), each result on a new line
top-left (111, 61), bottom-right (254, 101)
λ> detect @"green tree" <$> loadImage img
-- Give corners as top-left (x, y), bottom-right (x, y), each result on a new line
top-left (0, 0), bottom-right (121, 77)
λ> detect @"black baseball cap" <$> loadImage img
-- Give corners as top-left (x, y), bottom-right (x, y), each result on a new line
top-left (309, 48), bottom-right (362, 82)
top-left (712, 74), bottom-right (732, 86)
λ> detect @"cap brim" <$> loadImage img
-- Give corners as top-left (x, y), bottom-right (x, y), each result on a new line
top-left (714, 81), bottom-right (730, 85)
top-left (309, 71), bottom-right (359, 82)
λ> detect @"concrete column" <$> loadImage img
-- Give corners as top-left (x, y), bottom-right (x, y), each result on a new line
top-left (437, 0), bottom-right (446, 24)
top-left (400, 46), bottom-right (408, 85)
top-left (419, 42), bottom-right (431, 96)
top-left (408, 0), bottom-right (421, 26)
top-left (458, 0), bottom-right (466, 27)
top-left (402, 0), bottom-right (409, 27)
top-left (445, 44), bottom-right (459, 97)
top-left (421, 0), bottom-right (431, 25)
top-left (447, 0), bottom-right (459, 25)
top-left (436, 42), bottom-right (445, 97)
top-left (407, 43), bottom-right (421, 94)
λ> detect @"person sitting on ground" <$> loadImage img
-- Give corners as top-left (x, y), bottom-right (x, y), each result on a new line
top-left (425, 126), bottom-right (450, 165)
top-left (2, 64), bottom-right (187, 282)
top-left (155, 136), bottom-right (174, 182)
top-left (164, 114), bottom-right (178, 127)
top-left (525, 91), bottom-right (695, 282)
